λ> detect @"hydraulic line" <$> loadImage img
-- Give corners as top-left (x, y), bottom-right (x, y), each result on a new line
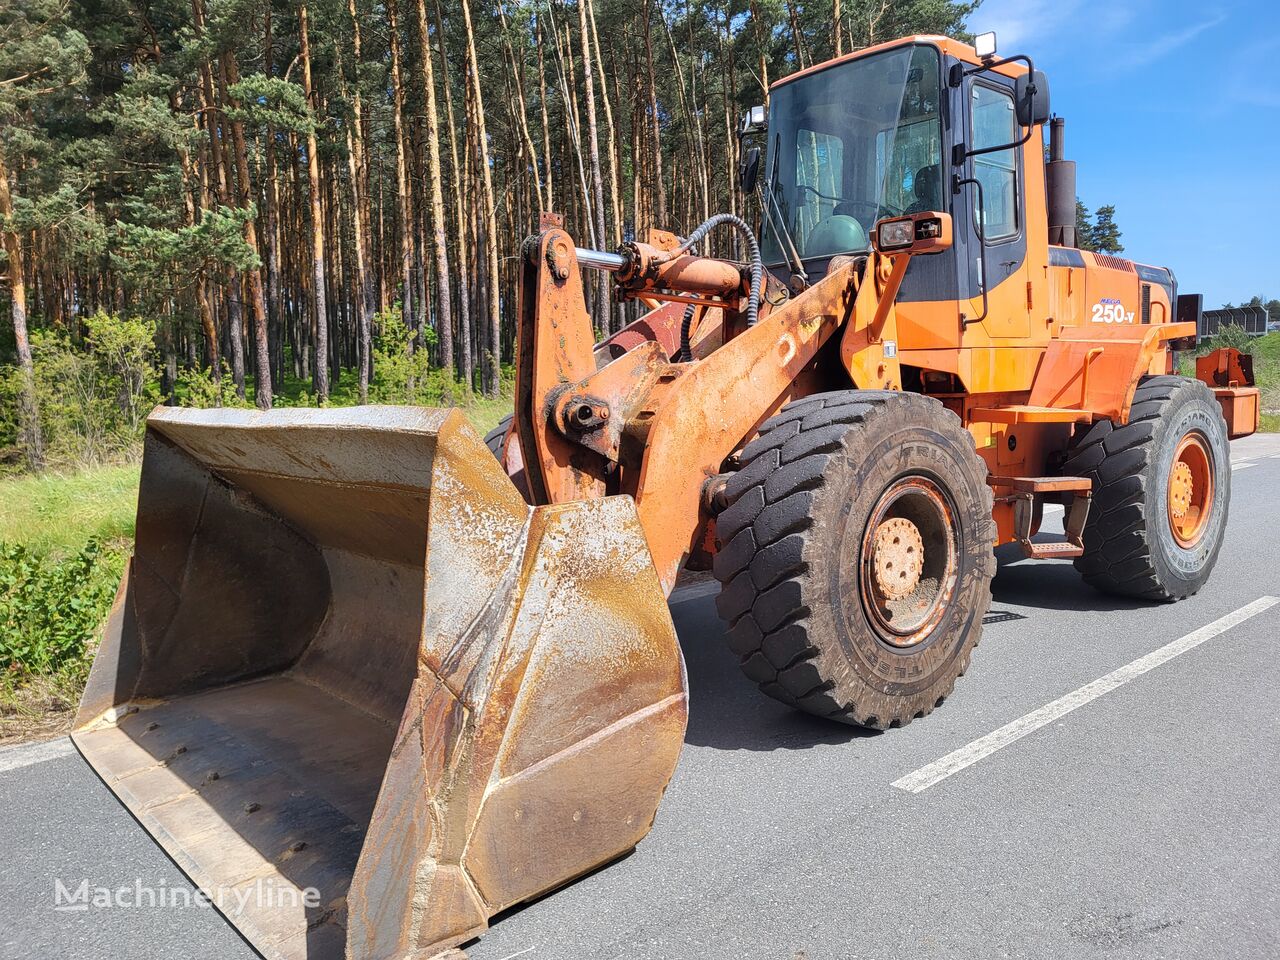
top-left (673, 213), bottom-right (763, 361)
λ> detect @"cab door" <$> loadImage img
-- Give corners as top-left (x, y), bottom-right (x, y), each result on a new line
top-left (963, 78), bottom-right (1030, 339)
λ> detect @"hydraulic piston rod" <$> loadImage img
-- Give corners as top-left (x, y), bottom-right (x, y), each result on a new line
top-left (576, 247), bottom-right (627, 272)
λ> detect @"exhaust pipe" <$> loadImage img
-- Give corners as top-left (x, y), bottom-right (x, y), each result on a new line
top-left (1046, 117), bottom-right (1077, 248)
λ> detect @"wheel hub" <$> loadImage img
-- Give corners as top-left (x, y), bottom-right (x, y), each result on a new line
top-left (1167, 432), bottom-right (1214, 547)
top-left (857, 476), bottom-right (959, 648)
top-left (871, 517), bottom-right (924, 601)
top-left (1168, 460), bottom-right (1193, 520)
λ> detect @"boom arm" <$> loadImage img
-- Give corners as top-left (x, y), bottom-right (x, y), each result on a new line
top-left (513, 217), bottom-right (883, 593)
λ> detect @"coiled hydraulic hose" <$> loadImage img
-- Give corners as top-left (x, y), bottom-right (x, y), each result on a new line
top-left (674, 213), bottom-right (763, 361)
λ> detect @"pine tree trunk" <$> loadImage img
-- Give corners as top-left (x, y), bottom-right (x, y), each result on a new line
top-left (586, 0), bottom-right (622, 247)
top-left (263, 9), bottom-right (285, 393)
top-left (386, 0), bottom-right (416, 344)
top-left (299, 2), bottom-right (330, 401)
top-left (536, 14), bottom-right (555, 213)
top-left (643, 0), bottom-right (667, 226)
top-left (575, 0), bottom-right (611, 332)
top-left (192, 0), bottom-right (245, 398)
top-left (345, 0), bottom-right (373, 402)
top-left (0, 142), bottom-right (45, 470)
top-left (414, 0), bottom-right (455, 388)
top-left (434, 0), bottom-right (473, 394)
top-left (459, 0), bottom-right (502, 395)
top-left (222, 52), bottom-right (274, 408)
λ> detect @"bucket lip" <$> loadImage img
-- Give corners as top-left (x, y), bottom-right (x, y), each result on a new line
top-left (147, 404), bottom-right (464, 437)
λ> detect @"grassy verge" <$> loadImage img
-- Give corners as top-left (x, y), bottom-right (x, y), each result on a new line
top-left (0, 464), bottom-right (138, 743)
top-left (0, 463), bottom-right (140, 555)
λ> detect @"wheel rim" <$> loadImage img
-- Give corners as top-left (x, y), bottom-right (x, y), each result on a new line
top-left (1168, 432), bottom-right (1214, 548)
top-left (858, 476), bottom-right (959, 648)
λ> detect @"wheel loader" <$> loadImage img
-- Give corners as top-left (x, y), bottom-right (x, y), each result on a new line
top-left (71, 32), bottom-right (1258, 960)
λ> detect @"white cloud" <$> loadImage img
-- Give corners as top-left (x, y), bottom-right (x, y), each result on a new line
top-left (965, 0), bottom-right (1085, 50)
top-left (1122, 12), bottom-right (1227, 69)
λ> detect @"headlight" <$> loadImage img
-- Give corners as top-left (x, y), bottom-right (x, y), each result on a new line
top-left (877, 219), bottom-right (915, 250)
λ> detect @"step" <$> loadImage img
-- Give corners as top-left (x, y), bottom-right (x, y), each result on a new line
top-left (989, 475), bottom-right (1092, 494)
top-left (970, 405), bottom-right (1093, 425)
top-left (1022, 539), bottom-right (1085, 560)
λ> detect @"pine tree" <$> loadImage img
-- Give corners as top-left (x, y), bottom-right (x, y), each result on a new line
top-left (1090, 204), bottom-right (1124, 254)
top-left (0, 0), bottom-right (985, 455)
top-left (1075, 199), bottom-right (1095, 251)
top-left (0, 0), bottom-right (89, 469)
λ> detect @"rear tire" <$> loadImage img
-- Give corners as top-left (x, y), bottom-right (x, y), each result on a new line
top-left (712, 391), bottom-right (996, 729)
top-left (483, 414), bottom-right (514, 461)
top-left (1063, 375), bottom-right (1229, 600)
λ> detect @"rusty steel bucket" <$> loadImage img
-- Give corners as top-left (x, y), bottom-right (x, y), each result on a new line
top-left (71, 406), bottom-right (688, 960)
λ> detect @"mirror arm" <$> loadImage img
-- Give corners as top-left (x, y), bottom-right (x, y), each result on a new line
top-left (949, 53), bottom-right (1036, 87)
top-left (952, 175), bottom-right (989, 327)
top-left (957, 124), bottom-right (1035, 162)
top-left (949, 51), bottom-right (1043, 159)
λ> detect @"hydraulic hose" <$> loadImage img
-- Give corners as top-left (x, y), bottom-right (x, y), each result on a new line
top-left (674, 213), bottom-right (763, 361)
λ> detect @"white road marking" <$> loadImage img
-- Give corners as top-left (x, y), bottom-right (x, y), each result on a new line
top-left (893, 596), bottom-right (1279, 794)
top-left (0, 737), bottom-right (75, 774)
top-left (1233, 461), bottom-right (1257, 471)
top-left (1042, 503), bottom-right (1064, 515)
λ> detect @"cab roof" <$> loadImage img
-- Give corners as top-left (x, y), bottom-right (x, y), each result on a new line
top-left (770, 35), bottom-right (1029, 91)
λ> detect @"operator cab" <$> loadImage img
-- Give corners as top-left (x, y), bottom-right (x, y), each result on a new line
top-left (743, 33), bottom-right (1049, 315)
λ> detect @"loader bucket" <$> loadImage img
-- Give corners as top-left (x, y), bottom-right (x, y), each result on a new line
top-left (71, 406), bottom-right (688, 960)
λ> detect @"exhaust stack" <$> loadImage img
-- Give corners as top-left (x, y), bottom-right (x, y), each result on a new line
top-left (1046, 116), bottom-right (1077, 247)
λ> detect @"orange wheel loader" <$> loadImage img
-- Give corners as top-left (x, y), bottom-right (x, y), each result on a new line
top-left (72, 32), bottom-right (1258, 960)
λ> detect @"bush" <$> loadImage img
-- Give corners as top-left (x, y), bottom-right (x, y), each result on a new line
top-left (174, 362), bottom-right (250, 409)
top-left (1196, 323), bottom-right (1253, 356)
top-left (0, 538), bottom-right (123, 682)
top-left (0, 311), bottom-right (160, 470)
top-left (369, 307), bottom-right (456, 406)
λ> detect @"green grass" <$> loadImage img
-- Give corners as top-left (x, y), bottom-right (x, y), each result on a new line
top-left (0, 463), bottom-right (138, 741)
top-left (0, 463), bottom-right (141, 557)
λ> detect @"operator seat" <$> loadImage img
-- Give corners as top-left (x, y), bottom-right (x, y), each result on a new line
top-left (905, 165), bottom-right (941, 215)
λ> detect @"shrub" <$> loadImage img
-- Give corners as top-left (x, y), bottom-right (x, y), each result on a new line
top-left (1197, 323), bottom-right (1253, 356)
top-left (0, 538), bottom-right (123, 682)
top-left (0, 311), bottom-right (161, 469)
top-left (174, 362), bottom-right (251, 409)
top-left (369, 307), bottom-right (455, 406)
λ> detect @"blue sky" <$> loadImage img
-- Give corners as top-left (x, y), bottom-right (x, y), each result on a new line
top-left (967, 0), bottom-right (1280, 307)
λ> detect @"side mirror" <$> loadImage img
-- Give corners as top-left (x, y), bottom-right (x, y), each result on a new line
top-left (739, 146), bottom-right (761, 195)
top-left (872, 211), bottom-right (953, 256)
top-left (1014, 69), bottom-right (1050, 127)
top-left (739, 105), bottom-right (766, 136)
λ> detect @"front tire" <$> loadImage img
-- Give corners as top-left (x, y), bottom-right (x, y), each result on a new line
top-left (1063, 375), bottom-right (1230, 600)
top-left (712, 391), bottom-right (996, 729)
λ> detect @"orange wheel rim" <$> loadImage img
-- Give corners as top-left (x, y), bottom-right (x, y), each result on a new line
top-left (1167, 432), bottom-right (1213, 547)
top-left (858, 476), bottom-right (958, 648)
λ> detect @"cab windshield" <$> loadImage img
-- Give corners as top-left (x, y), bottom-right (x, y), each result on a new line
top-left (760, 45), bottom-right (943, 265)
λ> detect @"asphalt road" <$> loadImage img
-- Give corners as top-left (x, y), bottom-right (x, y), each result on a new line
top-left (4, 434), bottom-right (1280, 960)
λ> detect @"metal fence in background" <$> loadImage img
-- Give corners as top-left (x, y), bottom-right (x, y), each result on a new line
top-left (1200, 305), bottom-right (1269, 338)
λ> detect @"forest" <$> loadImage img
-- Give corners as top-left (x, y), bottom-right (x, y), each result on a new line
top-left (0, 0), bottom-right (983, 473)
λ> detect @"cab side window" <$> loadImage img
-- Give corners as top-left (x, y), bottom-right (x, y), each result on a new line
top-left (970, 84), bottom-right (1018, 240)
top-left (795, 128), bottom-right (843, 249)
